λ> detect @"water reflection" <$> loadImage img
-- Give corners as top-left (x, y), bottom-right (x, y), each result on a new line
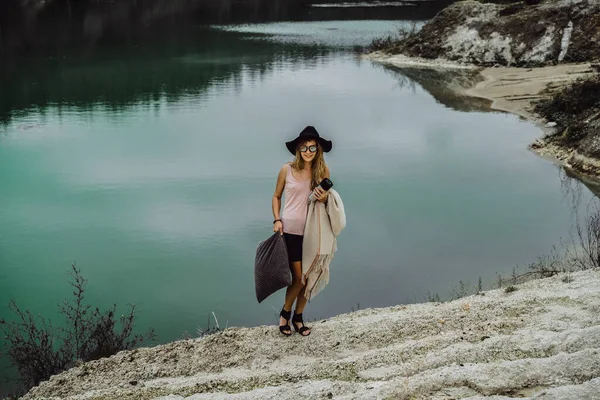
top-left (0, 0), bottom-right (453, 59)
top-left (0, 29), bottom-right (336, 127)
top-left (559, 165), bottom-right (600, 229)
top-left (0, 1), bottom-right (457, 127)
top-left (374, 64), bottom-right (494, 113)
top-left (377, 62), bottom-right (600, 207)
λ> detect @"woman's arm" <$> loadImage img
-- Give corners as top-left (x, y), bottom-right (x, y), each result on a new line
top-left (272, 165), bottom-right (287, 233)
top-left (315, 165), bottom-right (331, 203)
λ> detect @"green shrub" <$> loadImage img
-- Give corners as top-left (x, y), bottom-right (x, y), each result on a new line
top-left (0, 264), bottom-right (156, 396)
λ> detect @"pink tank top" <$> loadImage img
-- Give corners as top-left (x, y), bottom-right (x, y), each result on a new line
top-left (282, 164), bottom-right (311, 235)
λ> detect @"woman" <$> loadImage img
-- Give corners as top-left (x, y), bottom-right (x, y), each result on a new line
top-left (272, 126), bottom-right (332, 337)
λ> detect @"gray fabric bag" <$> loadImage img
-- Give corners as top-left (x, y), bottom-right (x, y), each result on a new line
top-left (254, 233), bottom-right (291, 303)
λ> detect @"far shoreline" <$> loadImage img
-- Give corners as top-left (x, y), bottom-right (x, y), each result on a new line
top-left (363, 51), bottom-right (600, 183)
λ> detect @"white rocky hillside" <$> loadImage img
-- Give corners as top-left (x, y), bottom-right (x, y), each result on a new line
top-left (22, 269), bottom-right (600, 399)
top-left (380, 0), bottom-right (600, 67)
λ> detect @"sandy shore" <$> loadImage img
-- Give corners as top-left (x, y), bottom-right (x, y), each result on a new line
top-left (364, 52), bottom-right (600, 180)
top-left (465, 64), bottom-right (594, 121)
top-left (364, 52), bottom-right (479, 70)
top-left (21, 269), bottom-right (600, 399)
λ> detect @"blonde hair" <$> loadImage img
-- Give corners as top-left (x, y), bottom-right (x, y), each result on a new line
top-left (290, 140), bottom-right (327, 190)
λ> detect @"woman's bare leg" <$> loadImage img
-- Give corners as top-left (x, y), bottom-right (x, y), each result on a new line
top-left (292, 268), bottom-right (311, 336)
top-left (280, 261), bottom-right (304, 327)
top-left (292, 285), bottom-right (311, 335)
top-left (295, 286), bottom-right (308, 314)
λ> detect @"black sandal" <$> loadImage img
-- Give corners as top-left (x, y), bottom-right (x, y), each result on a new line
top-left (279, 308), bottom-right (292, 336)
top-left (292, 311), bottom-right (311, 336)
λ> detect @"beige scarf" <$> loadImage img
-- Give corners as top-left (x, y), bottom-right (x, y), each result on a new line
top-left (301, 189), bottom-right (346, 300)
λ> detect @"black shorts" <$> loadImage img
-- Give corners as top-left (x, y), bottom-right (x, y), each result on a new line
top-left (283, 233), bottom-right (303, 263)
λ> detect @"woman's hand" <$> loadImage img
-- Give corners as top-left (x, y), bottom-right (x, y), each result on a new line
top-left (313, 186), bottom-right (329, 203)
top-left (273, 220), bottom-right (283, 235)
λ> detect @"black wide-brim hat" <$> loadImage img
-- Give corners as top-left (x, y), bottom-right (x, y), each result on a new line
top-left (285, 126), bottom-right (333, 155)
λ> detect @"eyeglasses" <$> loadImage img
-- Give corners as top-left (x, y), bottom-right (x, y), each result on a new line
top-left (299, 145), bottom-right (318, 153)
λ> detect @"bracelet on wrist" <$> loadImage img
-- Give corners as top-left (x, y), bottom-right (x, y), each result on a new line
top-left (273, 219), bottom-right (281, 224)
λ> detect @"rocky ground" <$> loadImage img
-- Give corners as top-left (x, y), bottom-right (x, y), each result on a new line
top-left (22, 269), bottom-right (600, 399)
top-left (531, 72), bottom-right (600, 177)
top-left (376, 0), bottom-right (600, 67)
